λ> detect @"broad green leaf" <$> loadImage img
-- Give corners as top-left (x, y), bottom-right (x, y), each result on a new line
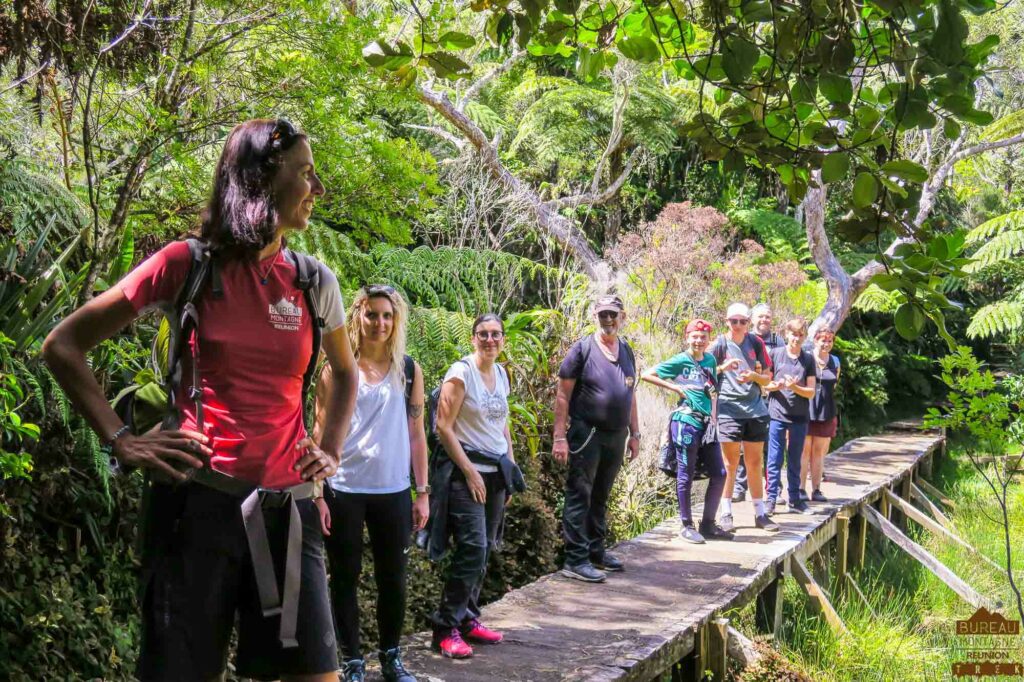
top-left (894, 302), bottom-right (926, 340)
top-left (723, 36), bottom-right (759, 85)
top-left (439, 31), bottom-right (475, 50)
top-left (424, 52), bottom-right (472, 79)
top-left (881, 159), bottom-right (928, 183)
top-left (362, 41), bottom-right (414, 70)
top-left (852, 172), bottom-right (878, 209)
top-left (821, 152), bottom-right (850, 183)
top-left (617, 35), bottom-right (660, 63)
top-left (819, 73), bottom-right (853, 104)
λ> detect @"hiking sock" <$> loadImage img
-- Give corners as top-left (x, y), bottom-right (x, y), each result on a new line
top-left (752, 498), bottom-right (765, 516)
top-left (719, 498), bottom-right (733, 516)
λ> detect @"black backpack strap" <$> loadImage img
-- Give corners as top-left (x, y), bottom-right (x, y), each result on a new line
top-left (285, 250), bottom-right (325, 431)
top-left (164, 238), bottom-right (214, 431)
top-left (403, 355), bottom-right (416, 405)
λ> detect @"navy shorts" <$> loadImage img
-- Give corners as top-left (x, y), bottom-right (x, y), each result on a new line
top-left (136, 482), bottom-right (337, 681)
top-left (717, 414), bottom-right (770, 443)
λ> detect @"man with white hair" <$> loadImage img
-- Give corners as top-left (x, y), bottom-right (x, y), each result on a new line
top-left (732, 303), bottom-right (784, 503)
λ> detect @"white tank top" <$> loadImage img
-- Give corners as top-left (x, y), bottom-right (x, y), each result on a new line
top-left (327, 370), bottom-right (411, 494)
top-left (444, 357), bottom-right (510, 466)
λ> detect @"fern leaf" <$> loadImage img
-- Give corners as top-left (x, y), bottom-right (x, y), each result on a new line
top-left (968, 301), bottom-right (1024, 338)
top-left (981, 109), bottom-right (1024, 143)
top-left (968, 228), bottom-right (1024, 270)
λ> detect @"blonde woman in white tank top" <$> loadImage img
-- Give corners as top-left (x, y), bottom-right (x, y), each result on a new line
top-left (313, 285), bottom-right (427, 682)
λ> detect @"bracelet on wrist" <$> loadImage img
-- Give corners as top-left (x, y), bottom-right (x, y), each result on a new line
top-left (553, 436), bottom-right (567, 443)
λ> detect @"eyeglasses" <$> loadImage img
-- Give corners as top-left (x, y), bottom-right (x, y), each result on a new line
top-left (475, 330), bottom-right (505, 341)
top-left (728, 318), bottom-right (749, 325)
top-left (597, 311), bottom-right (620, 320)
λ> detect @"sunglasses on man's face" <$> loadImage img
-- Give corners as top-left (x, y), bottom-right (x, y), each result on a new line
top-left (598, 311), bottom-right (620, 320)
top-left (728, 318), bottom-right (749, 325)
top-left (475, 330), bottom-right (505, 341)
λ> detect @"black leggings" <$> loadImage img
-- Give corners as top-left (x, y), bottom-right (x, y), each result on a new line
top-left (322, 488), bottom-right (411, 659)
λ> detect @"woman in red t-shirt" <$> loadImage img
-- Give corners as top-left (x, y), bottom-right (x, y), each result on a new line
top-left (43, 118), bottom-right (358, 682)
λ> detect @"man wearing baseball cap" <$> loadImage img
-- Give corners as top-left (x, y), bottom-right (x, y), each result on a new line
top-left (552, 294), bottom-right (640, 583)
top-left (708, 303), bottom-right (778, 532)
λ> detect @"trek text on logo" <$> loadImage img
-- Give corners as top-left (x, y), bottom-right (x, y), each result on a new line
top-left (269, 296), bottom-right (303, 331)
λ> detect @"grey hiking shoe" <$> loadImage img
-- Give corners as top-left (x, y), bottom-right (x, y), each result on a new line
top-left (699, 520), bottom-right (735, 540)
top-left (718, 513), bottom-right (735, 532)
top-left (380, 647), bottom-right (416, 682)
top-left (680, 525), bottom-right (706, 544)
top-left (765, 499), bottom-right (776, 516)
top-left (592, 552), bottom-right (624, 572)
top-left (755, 514), bottom-right (780, 532)
top-left (342, 659), bottom-right (365, 682)
top-left (789, 498), bottom-right (813, 514)
top-left (811, 489), bottom-right (828, 503)
top-left (562, 562), bottom-right (607, 583)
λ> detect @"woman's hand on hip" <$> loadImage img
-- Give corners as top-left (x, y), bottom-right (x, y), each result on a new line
top-left (112, 429), bottom-right (211, 482)
top-left (465, 468), bottom-right (487, 504)
top-left (294, 437), bottom-right (338, 482)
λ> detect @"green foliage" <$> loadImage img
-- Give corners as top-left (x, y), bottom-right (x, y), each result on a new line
top-left (729, 208), bottom-right (812, 268)
top-left (0, 335), bottom-right (39, 491)
top-left (963, 209), bottom-right (1024, 338)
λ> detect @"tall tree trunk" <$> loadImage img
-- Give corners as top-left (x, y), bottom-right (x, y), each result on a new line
top-left (604, 148), bottom-right (623, 250)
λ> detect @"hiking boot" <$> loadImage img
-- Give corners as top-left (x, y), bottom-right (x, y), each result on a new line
top-left (379, 647), bottom-right (417, 682)
top-left (699, 520), bottom-right (735, 540)
top-left (679, 525), bottom-right (706, 544)
top-left (764, 499), bottom-right (776, 516)
top-left (731, 491), bottom-right (746, 503)
top-left (789, 498), bottom-right (812, 514)
top-left (797, 488), bottom-right (809, 502)
top-left (592, 553), bottom-right (624, 572)
top-left (561, 562), bottom-right (607, 583)
top-left (811, 489), bottom-right (828, 503)
top-left (718, 513), bottom-right (735, 532)
top-left (461, 618), bottom-right (503, 644)
top-left (433, 628), bottom-right (473, 659)
top-left (342, 659), bottom-right (366, 682)
top-left (755, 514), bottom-right (780, 532)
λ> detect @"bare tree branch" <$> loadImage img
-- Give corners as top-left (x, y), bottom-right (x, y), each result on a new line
top-left (403, 123), bottom-right (466, 149)
top-left (457, 49), bottom-right (526, 111)
top-left (417, 83), bottom-right (611, 284)
top-left (544, 147), bottom-right (641, 210)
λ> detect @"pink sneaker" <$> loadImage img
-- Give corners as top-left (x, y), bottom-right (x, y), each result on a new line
top-left (461, 618), bottom-right (504, 644)
top-left (434, 628), bottom-right (473, 658)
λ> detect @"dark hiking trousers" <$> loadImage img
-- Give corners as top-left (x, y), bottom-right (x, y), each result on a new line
top-left (562, 422), bottom-right (629, 567)
top-left (430, 469), bottom-right (507, 629)
top-left (322, 488), bottom-right (411, 659)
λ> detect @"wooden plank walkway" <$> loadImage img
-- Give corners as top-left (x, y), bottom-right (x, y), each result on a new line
top-left (403, 428), bottom-right (944, 681)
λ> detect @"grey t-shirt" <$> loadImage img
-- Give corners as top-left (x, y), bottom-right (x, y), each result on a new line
top-left (710, 334), bottom-right (770, 419)
top-left (767, 346), bottom-right (818, 423)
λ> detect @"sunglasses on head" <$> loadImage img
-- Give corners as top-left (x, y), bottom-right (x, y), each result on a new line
top-left (365, 284), bottom-right (397, 296)
top-left (269, 118), bottom-right (301, 151)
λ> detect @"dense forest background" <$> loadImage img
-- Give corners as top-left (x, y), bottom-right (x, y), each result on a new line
top-left (3, 1), bottom-right (1024, 678)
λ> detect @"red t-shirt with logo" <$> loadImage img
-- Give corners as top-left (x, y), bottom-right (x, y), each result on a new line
top-left (119, 241), bottom-right (345, 488)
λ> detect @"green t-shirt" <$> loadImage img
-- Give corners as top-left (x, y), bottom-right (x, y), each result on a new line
top-left (653, 351), bottom-right (717, 429)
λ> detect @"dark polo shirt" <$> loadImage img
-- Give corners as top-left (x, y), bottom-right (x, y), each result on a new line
top-left (558, 335), bottom-right (636, 431)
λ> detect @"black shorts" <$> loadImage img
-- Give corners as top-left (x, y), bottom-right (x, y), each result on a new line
top-left (717, 414), bottom-right (770, 443)
top-left (136, 482), bottom-right (337, 681)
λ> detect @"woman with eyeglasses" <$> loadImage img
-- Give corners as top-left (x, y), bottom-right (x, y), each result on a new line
top-left (801, 327), bottom-right (840, 503)
top-left (426, 314), bottom-right (521, 660)
top-left (313, 285), bottom-right (427, 682)
top-left (42, 119), bottom-right (358, 682)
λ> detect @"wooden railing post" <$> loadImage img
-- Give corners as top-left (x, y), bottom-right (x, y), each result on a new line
top-left (755, 566), bottom-right (784, 639)
top-left (850, 511), bottom-right (867, 569)
top-left (836, 512), bottom-right (850, 593)
top-left (708, 618), bottom-right (729, 681)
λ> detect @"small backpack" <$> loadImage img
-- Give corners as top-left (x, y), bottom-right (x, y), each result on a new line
top-left (425, 359), bottom-right (508, 459)
top-left (111, 239), bottom-right (325, 460)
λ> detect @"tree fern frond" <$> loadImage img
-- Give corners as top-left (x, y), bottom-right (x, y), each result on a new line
top-left (464, 101), bottom-right (506, 137)
top-left (968, 228), bottom-right (1024, 270)
top-left (853, 284), bottom-right (901, 313)
top-left (981, 109), bottom-right (1024, 142)
top-left (965, 209), bottom-right (1024, 244)
top-left (968, 301), bottom-right (1024, 339)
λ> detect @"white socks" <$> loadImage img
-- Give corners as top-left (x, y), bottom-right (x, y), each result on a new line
top-left (752, 498), bottom-right (765, 516)
top-left (719, 498), bottom-right (733, 516)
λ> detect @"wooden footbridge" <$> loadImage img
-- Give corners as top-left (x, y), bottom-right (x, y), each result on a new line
top-left (401, 423), bottom-right (989, 681)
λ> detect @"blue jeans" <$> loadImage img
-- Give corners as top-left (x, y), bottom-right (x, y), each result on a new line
top-left (766, 420), bottom-right (808, 503)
